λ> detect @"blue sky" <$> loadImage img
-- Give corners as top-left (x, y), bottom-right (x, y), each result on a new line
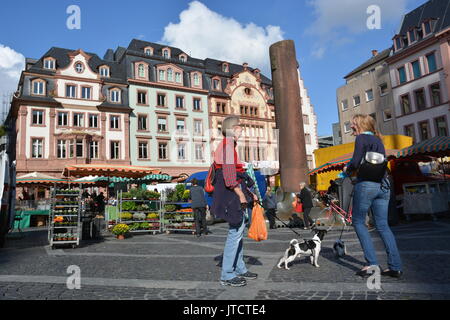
top-left (0, 0), bottom-right (426, 135)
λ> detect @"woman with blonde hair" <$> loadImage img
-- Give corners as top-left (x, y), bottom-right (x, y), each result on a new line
top-left (344, 114), bottom-right (402, 278)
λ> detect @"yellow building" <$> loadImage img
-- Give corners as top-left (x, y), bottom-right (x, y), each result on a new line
top-left (311, 135), bottom-right (413, 191)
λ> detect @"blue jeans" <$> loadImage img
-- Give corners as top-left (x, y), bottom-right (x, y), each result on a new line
top-left (221, 218), bottom-right (248, 281)
top-left (352, 180), bottom-right (402, 271)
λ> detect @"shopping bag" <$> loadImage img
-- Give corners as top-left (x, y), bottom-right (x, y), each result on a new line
top-left (292, 198), bottom-right (303, 213)
top-left (248, 204), bottom-right (268, 242)
top-left (204, 163), bottom-right (215, 193)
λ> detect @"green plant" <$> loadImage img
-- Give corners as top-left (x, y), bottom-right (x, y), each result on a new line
top-left (164, 204), bottom-right (177, 212)
top-left (120, 212), bottom-right (133, 221)
top-left (111, 224), bottom-right (130, 236)
top-left (122, 201), bottom-right (136, 211)
top-left (175, 184), bottom-right (186, 201)
top-left (182, 190), bottom-right (190, 201)
top-left (133, 212), bottom-right (146, 221)
top-left (122, 192), bottom-right (131, 199)
top-left (140, 222), bottom-right (150, 229)
top-left (129, 223), bottom-right (140, 231)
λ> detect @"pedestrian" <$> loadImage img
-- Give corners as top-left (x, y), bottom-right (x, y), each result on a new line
top-left (297, 182), bottom-right (314, 230)
top-left (327, 179), bottom-right (339, 198)
top-left (210, 115), bottom-right (258, 287)
top-left (344, 114), bottom-right (402, 278)
top-left (189, 178), bottom-right (209, 237)
top-left (263, 186), bottom-right (277, 229)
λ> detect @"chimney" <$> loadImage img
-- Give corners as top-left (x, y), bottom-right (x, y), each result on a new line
top-left (371, 50), bottom-right (378, 57)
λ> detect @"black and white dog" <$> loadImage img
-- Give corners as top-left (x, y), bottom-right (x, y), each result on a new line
top-left (277, 229), bottom-right (327, 270)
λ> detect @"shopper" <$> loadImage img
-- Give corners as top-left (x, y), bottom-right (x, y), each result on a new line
top-left (297, 182), bottom-right (314, 230)
top-left (210, 115), bottom-right (258, 287)
top-left (344, 114), bottom-right (402, 278)
top-left (263, 186), bottom-right (277, 229)
top-left (189, 178), bottom-right (209, 237)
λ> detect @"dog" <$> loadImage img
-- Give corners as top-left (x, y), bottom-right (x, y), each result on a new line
top-left (277, 229), bottom-right (327, 270)
top-left (333, 239), bottom-right (347, 257)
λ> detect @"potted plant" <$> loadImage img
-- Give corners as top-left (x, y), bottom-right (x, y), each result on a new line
top-left (111, 224), bottom-right (130, 239)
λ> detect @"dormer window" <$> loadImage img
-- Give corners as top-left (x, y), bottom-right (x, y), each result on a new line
top-left (394, 36), bottom-right (404, 51)
top-left (138, 64), bottom-right (145, 78)
top-left (110, 88), bottom-right (121, 103)
top-left (159, 70), bottom-right (165, 81)
top-left (162, 49), bottom-right (170, 59)
top-left (213, 78), bottom-right (221, 91)
top-left (31, 79), bottom-right (45, 96)
top-left (193, 73), bottom-right (200, 86)
top-left (222, 63), bottom-right (229, 73)
top-left (167, 68), bottom-right (173, 81)
top-left (99, 66), bottom-right (110, 77)
top-left (144, 47), bottom-right (153, 56)
top-left (423, 19), bottom-right (436, 36)
top-left (408, 29), bottom-right (416, 44)
top-left (43, 58), bottom-right (55, 70)
top-left (75, 62), bottom-right (84, 73)
top-left (135, 62), bottom-right (148, 80)
top-left (179, 54), bottom-right (187, 62)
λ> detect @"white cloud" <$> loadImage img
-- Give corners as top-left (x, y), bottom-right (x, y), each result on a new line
top-left (306, 0), bottom-right (408, 58)
top-left (161, 1), bottom-right (284, 76)
top-left (0, 44), bottom-right (24, 96)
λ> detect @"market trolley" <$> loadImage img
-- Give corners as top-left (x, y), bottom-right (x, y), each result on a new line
top-left (48, 185), bottom-right (82, 249)
top-left (162, 201), bottom-right (195, 235)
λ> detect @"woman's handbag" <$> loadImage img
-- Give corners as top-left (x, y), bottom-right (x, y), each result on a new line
top-left (357, 151), bottom-right (387, 183)
top-left (248, 203), bottom-right (268, 242)
top-left (204, 163), bottom-right (216, 193)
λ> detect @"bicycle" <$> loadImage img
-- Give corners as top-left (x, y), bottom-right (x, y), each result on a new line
top-left (315, 193), bottom-right (352, 231)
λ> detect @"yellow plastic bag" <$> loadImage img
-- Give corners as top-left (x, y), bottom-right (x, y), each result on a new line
top-left (248, 203), bottom-right (268, 241)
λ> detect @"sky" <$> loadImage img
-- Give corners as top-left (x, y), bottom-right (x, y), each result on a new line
top-left (0, 0), bottom-right (427, 135)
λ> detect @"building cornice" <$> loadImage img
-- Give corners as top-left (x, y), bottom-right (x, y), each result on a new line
top-left (128, 78), bottom-right (209, 94)
top-left (386, 35), bottom-right (439, 64)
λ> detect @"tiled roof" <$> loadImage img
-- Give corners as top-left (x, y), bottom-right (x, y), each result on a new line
top-left (344, 48), bottom-right (391, 79)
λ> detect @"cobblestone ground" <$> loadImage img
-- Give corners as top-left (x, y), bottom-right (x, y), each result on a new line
top-left (1, 216), bottom-right (450, 300)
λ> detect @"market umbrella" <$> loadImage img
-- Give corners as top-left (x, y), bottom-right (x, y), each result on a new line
top-left (16, 172), bottom-right (69, 185)
top-left (63, 164), bottom-right (161, 179)
top-left (396, 136), bottom-right (450, 158)
top-left (308, 149), bottom-right (400, 175)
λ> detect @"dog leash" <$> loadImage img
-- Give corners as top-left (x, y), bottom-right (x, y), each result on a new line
top-left (338, 177), bottom-right (354, 241)
top-left (255, 200), bottom-right (302, 237)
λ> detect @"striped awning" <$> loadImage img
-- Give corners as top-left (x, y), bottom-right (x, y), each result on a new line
top-left (63, 164), bottom-right (162, 179)
top-left (308, 149), bottom-right (399, 175)
top-left (396, 136), bottom-right (450, 158)
top-left (16, 172), bottom-right (68, 185)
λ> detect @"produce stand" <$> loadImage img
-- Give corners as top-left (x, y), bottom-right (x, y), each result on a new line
top-left (48, 186), bottom-right (82, 249)
top-left (118, 191), bottom-right (162, 235)
top-left (403, 181), bottom-right (449, 220)
top-left (162, 202), bottom-right (195, 234)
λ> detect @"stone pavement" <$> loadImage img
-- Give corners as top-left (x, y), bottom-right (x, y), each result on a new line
top-left (1, 218), bottom-right (450, 300)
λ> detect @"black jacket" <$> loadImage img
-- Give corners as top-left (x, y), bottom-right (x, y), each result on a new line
top-left (298, 188), bottom-right (313, 209)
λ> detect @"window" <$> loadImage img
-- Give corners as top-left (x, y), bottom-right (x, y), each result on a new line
top-left (414, 89), bottom-right (426, 111)
top-left (32, 110), bottom-right (44, 125)
top-left (419, 121), bottom-right (431, 141)
top-left (179, 55), bottom-right (186, 62)
top-left (193, 98), bottom-right (201, 111)
top-left (110, 89), bottom-right (121, 103)
top-left (157, 117), bottom-right (167, 132)
top-left (76, 139), bottom-right (83, 157)
top-left (177, 143), bottom-right (186, 160)
top-left (305, 133), bottom-right (311, 144)
top-left (89, 141), bottom-right (99, 159)
top-left (344, 121), bottom-right (351, 133)
top-left (395, 37), bottom-right (403, 50)
top-left (158, 143), bottom-right (168, 160)
top-left (404, 124), bottom-right (416, 143)
top-left (379, 83), bottom-right (388, 96)
top-left (426, 53), bottom-right (437, 73)
top-left (159, 70), bottom-right (165, 81)
top-left (32, 80), bottom-right (45, 95)
top-left (167, 69), bottom-right (173, 82)
top-left (89, 114), bottom-right (98, 128)
top-left (435, 117), bottom-right (448, 136)
top-left (73, 113), bottom-right (84, 127)
top-left (353, 95), bottom-right (361, 106)
top-left (57, 139), bottom-right (68, 159)
top-left (424, 21), bottom-right (432, 35)
top-left (222, 64), bottom-right (229, 72)
top-left (176, 119), bottom-right (185, 132)
top-left (44, 59), bottom-right (55, 70)
top-left (163, 50), bottom-right (169, 59)
top-left (66, 85), bottom-right (77, 98)
top-left (398, 66), bottom-right (407, 84)
top-left (408, 30), bottom-right (416, 44)
top-left (213, 79), bottom-right (220, 90)
top-left (68, 140), bottom-right (74, 158)
top-left (195, 144), bottom-right (203, 160)
top-left (138, 115), bottom-right (147, 131)
top-left (100, 66), bottom-right (109, 77)
top-left (75, 62), bottom-right (84, 73)
top-left (138, 141), bottom-right (148, 159)
top-left (145, 48), bottom-right (152, 56)
top-left (57, 140), bottom-right (66, 158)
top-left (157, 93), bottom-right (166, 106)
top-left (341, 99), bottom-right (348, 111)
top-left (58, 112), bottom-right (68, 126)
top-left (110, 115), bottom-right (120, 129)
top-left (194, 120), bottom-right (203, 135)
top-left (110, 141), bottom-right (120, 159)
top-left (81, 87), bottom-right (91, 100)
top-left (193, 73), bottom-right (200, 86)
top-left (303, 114), bottom-right (309, 125)
top-left (137, 91), bottom-right (147, 105)
top-left (365, 89), bottom-right (374, 102)
top-left (176, 96), bottom-right (184, 109)
top-left (400, 94), bottom-right (411, 115)
top-left (430, 83), bottom-right (441, 106)
top-left (31, 139), bottom-right (43, 158)
top-left (412, 60), bottom-right (422, 79)
top-left (383, 109), bottom-right (392, 121)
top-left (175, 72), bottom-right (181, 83)
top-left (138, 64), bottom-right (145, 78)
